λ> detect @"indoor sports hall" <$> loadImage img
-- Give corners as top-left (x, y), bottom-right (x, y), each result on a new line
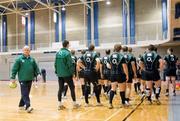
top-left (0, 0), bottom-right (180, 121)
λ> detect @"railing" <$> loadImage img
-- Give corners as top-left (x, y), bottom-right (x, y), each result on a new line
top-left (0, 36), bottom-right (168, 53)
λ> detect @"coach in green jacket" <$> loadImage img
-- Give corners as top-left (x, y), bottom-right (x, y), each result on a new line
top-left (54, 40), bottom-right (80, 110)
top-left (10, 46), bottom-right (40, 113)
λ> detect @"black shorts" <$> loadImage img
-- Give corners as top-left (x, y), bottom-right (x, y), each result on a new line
top-left (142, 70), bottom-right (160, 81)
top-left (137, 71), bottom-right (141, 78)
top-left (165, 69), bottom-right (177, 77)
top-left (103, 74), bottom-right (110, 80)
top-left (78, 70), bottom-right (84, 78)
top-left (110, 73), bottom-right (126, 83)
top-left (84, 71), bottom-right (98, 82)
top-left (97, 71), bottom-right (101, 80)
top-left (127, 74), bottom-right (133, 83)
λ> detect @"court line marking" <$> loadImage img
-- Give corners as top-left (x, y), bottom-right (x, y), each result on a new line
top-left (103, 94), bottom-right (143, 121)
top-left (67, 108), bottom-right (95, 121)
top-left (103, 109), bottom-right (122, 121)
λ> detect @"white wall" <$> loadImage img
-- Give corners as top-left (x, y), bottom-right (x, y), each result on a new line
top-left (135, 0), bottom-right (162, 41)
top-left (35, 9), bottom-right (55, 48)
top-left (3, 0), bottom-right (164, 49)
top-left (66, 4), bottom-right (86, 44)
top-left (99, 0), bottom-right (122, 44)
top-left (7, 14), bottom-right (25, 49)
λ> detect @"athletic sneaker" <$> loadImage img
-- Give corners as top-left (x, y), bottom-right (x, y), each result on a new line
top-left (120, 104), bottom-right (129, 108)
top-left (58, 105), bottom-right (66, 110)
top-left (151, 94), bottom-right (156, 101)
top-left (155, 99), bottom-right (161, 105)
top-left (165, 92), bottom-right (169, 96)
top-left (108, 104), bottom-right (113, 109)
top-left (147, 100), bottom-right (153, 105)
top-left (19, 106), bottom-right (25, 110)
top-left (89, 94), bottom-right (92, 98)
top-left (84, 103), bottom-right (91, 107)
top-left (80, 96), bottom-right (84, 99)
top-left (125, 101), bottom-right (131, 106)
top-left (73, 103), bottom-right (81, 109)
top-left (26, 107), bottom-right (33, 113)
top-left (173, 92), bottom-right (176, 96)
top-left (96, 103), bottom-right (103, 106)
top-left (62, 96), bottom-right (67, 99)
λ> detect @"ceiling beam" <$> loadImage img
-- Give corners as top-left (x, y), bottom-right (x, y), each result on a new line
top-left (0, 4), bottom-right (25, 16)
top-left (0, 0), bottom-right (21, 4)
top-left (0, 0), bottom-right (106, 14)
top-left (80, 0), bottom-right (91, 9)
top-left (34, 0), bottom-right (60, 14)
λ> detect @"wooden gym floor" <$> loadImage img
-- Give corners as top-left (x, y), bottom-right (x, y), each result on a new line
top-left (0, 81), bottom-right (174, 121)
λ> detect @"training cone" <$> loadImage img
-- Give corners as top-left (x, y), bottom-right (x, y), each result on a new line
top-left (9, 82), bottom-right (17, 89)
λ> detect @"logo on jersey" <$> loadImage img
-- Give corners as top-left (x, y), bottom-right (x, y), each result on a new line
top-left (103, 57), bottom-right (108, 64)
top-left (147, 57), bottom-right (152, 62)
top-left (111, 54), bottom-right (118, 65)
top-left (146, 53), bottom-right (153, 62)
top-left (85, 53), bottom-right (92, 63)
top-left (170, 55), bottom-right (175, 61)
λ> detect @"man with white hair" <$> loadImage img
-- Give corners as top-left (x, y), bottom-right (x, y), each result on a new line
top-left (10, 46), bottom-right (41, 113)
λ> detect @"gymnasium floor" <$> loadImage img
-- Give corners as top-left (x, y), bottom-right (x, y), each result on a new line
top-left (0, 81), bottom-right (178, 121)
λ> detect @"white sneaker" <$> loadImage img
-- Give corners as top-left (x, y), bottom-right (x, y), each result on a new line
top-left (19, 106), bottom-right (25, 110)
top-left (125, 101), bottom-right (131, 106)
top-left (88, 94), bottom-right (92, 98)
top-left (147, 100), bottom-right (153, 105)
top-left (62, 96), bottom-right (67, 99)
top-left (96, 103), bottom-right (103, 106)
top-left (84, 103), bottom-right (91, 107)
top-left (73, 103), bottom-right (81, 109)
top-left (108, 104), bottom-right (113, 109)
top-left (155, 99), bottom-right (161, 105)
top-left (80, 96), bottom-right (84, 99)
top-left (120, 104), bottom-right (129, 108)
top-left (173, 92), bottom-right (176, 96)
top-left (151, 94), bottom-right (156, 101)
top-left (58, 105), bottom-right (66, 110)
top-left (26, 107), bottom-right (33, 113)
top-left (165, 92), bottom-right (169, 96)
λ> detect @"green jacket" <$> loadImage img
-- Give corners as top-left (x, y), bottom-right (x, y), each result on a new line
top-left (11, 54), bottom-right (40, 81)
top-left (54, 48), bottom-right (74, 77)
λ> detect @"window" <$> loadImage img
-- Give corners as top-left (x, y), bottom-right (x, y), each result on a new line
top-left (175, 2), bottom-right (180, 19)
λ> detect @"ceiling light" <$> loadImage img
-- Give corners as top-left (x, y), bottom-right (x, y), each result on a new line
top-left (106, 0), bottom-right (111, 5)
top-left (62, 6), bottom-right (66, 11)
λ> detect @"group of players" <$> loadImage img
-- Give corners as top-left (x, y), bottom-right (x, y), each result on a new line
top-left (61, 44), bottom-right (178, 109)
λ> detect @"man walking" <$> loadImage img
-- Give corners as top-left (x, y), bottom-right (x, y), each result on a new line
top-left (10, 46), bottom-right (41, 113)
top-left (55, 40), bottom-right (80, 110)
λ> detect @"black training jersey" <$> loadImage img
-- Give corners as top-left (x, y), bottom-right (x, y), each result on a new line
top-left (141, 51), bottom-right (161, 71)
top-left (71, 55), bottom-right (77, 65)
top-left (109, 52), bottom-right (126, 75)
top-left (164, 54), bottom-right (178, 70)
top-left (123, 52), bottom-right (135, 75)
top-left (71, 55), bottom-right (77, 73)
top-left (101, 55), bottom-right (110, 75)
top-left (81, 51), bottom-right (98, 70)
